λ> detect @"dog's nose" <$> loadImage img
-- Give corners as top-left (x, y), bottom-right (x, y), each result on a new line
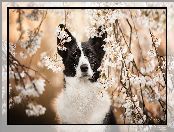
top-left (80, 64), bottom-right (88, 72)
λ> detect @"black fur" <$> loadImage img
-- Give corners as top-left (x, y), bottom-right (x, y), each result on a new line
top-left (103, 107), bottom-right (116, 124)
top-left (57, 24), bottom-right (81, 77)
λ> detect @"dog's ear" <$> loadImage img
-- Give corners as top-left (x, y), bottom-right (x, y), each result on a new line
top-left (57, 24), bottom-right (76, 58)
top-left (89, 25), bottom-right (107, 50)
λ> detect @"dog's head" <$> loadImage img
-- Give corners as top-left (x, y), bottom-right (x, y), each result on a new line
top-left (57, 24), bottom-right (107, 82)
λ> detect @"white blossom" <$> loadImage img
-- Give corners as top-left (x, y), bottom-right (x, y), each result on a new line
top-left (18, 78), bottom-right (45, 98)
top-left (9, 43), bottom-right (16, 56)
top-left (155, 38), bottom-right (161, 47)
top-left (33, 78), bottom-right (46, 95)
top-left (40, 52), bottom-right (63, 73)
top-left (20, 32), bottom-right (42, 57)
top-left (147, 49), bottom-right (156, 58)
top-left (19, 51), bottom-right (28, 59)
top-left (26, 102), bottom-right (46, 117)
top-left (56, 25), bottom-right (72, 51)
top-left (125, 53), bottom-right (134, 64)
top-left (20, 71), bottom-right (25, 78)
top-left (13, 96), bottom-right (22, 104)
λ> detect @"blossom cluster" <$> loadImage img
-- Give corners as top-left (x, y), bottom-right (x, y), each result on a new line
top-left (9, 45), bottom-right (46, 116)
top-left (87, 9), bottom-right (166, 124)
top-left (7, 9), bottom-right (57, 118)
top-left (136, 9), bottom-right (166, 33)
top-left (9, 42), bottom-right (16, 57)
top-left (14, 78), bottom-right (46, 101)
top-left (40, 52), bottom-right (63, 73)
top-left (14, 9), bottom-right (47, 59)
top-left (26, 102), bottom-right (46, 117)
top-left (26, 9), bottom-right (44, 21)
top-left (56, 25), bottom-right (72, 51)
top-left (20, 31), bottom-right (42, 58)
top-left (7, 9), bottom-right (48, 117)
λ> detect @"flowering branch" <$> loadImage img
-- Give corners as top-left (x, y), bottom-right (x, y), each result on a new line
top-left (9, 9), bottom-right (48, 117)
top-left (86, 9), bottom-right (166, 124)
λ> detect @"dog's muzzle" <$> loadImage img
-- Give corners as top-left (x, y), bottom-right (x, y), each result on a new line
top-left (80, 64), bottom-right (89, 77)
top-left (80, 64), bottom-right (88, 72)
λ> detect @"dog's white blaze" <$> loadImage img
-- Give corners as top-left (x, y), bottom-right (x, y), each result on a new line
top-left (53, 41), bottom-right (112, 124)
top-left (54, 77), bottom-right (111, 124)
top-left (76, 42), bottom-right (93, 78)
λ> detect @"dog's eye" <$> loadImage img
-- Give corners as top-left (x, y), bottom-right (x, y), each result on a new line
top-left (72, 50), bottom-right (80, 58)
top-left (73, 53), bottom-right (78, 58)
top-left (86, 50), bottom-right (93, 57)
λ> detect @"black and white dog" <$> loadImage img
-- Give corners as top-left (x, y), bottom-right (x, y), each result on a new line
top-left (54, 24), bottom-right (115, 124)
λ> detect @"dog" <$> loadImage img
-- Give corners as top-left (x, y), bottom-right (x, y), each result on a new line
top-left (54, 24), bottom-right (115, 124)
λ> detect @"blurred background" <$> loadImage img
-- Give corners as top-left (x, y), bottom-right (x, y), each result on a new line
top-left (2, 2), bottom-right (168, 125)
top-left (7, 8), bottom-right (96, 124)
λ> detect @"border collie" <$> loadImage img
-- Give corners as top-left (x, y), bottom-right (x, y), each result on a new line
top-left (54, 24), bottom-right (115, 124)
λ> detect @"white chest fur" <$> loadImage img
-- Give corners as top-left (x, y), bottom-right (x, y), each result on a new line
top-left (54, 77), bottom-right (111, 124)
